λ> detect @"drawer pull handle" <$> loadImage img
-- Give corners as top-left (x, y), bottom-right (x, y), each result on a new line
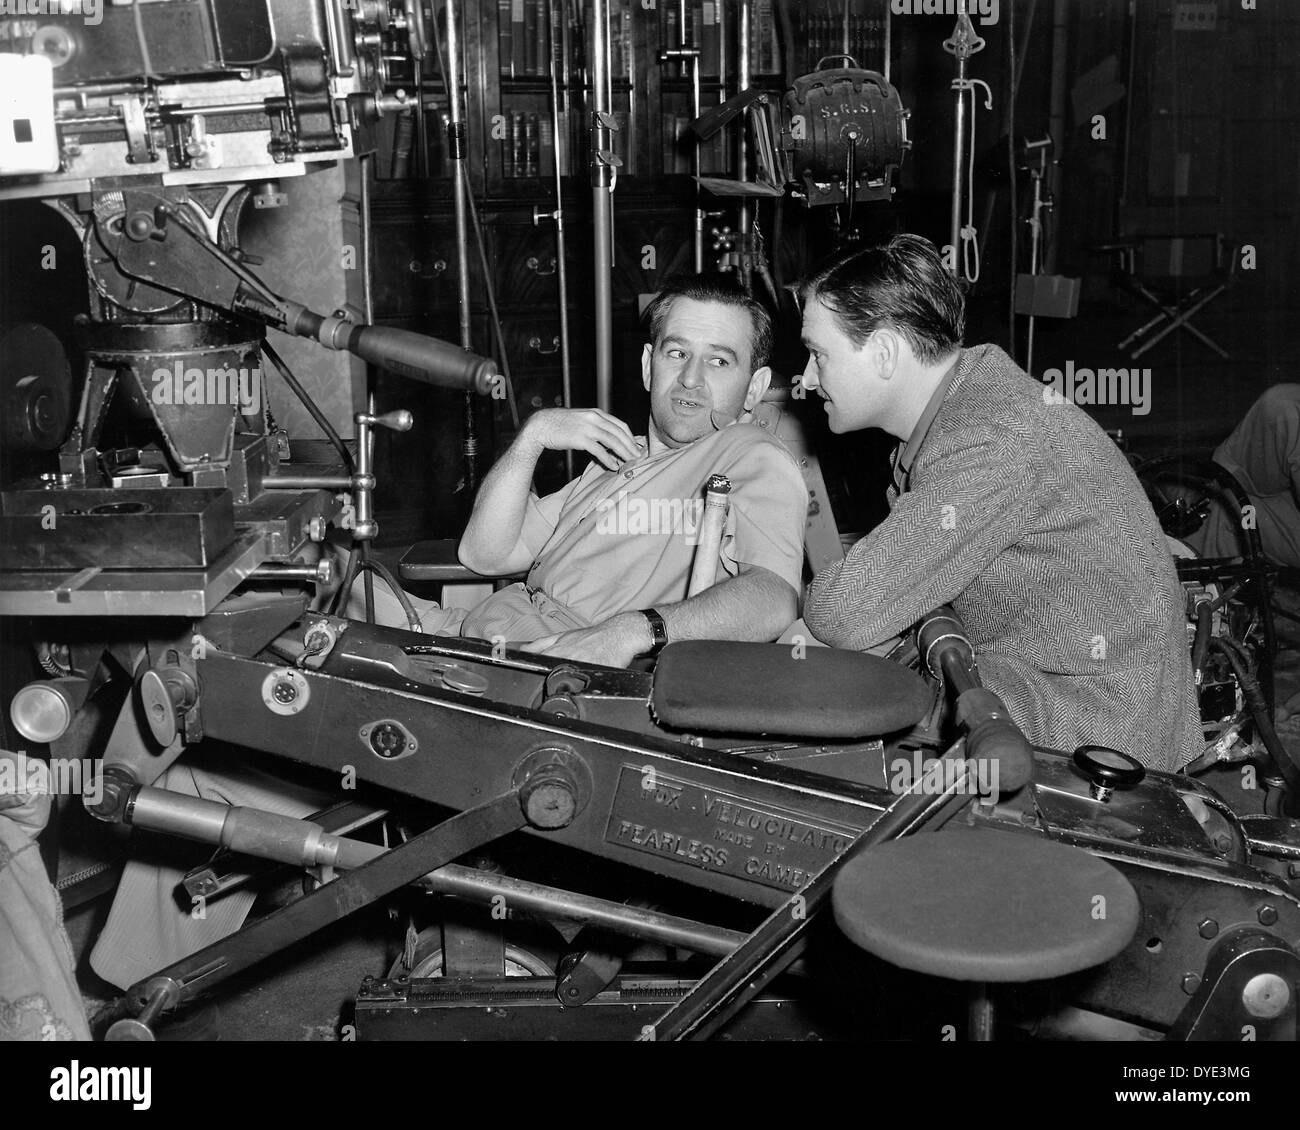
top-left (528, 335), bottom-right (561, 355)
top-left (409, 258), bottom-right (447, 278)
top-left (525, 255), bottom-right (557, 277)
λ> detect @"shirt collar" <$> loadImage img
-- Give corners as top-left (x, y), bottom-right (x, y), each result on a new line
top-left (892, 354), bottom-right (962, 494)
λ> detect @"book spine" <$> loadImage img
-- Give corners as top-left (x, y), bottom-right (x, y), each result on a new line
top-left (512, 0), bottom-right (526, 80)
top-left (702, 1), bottom-right (719, 79)
top-left (499, 0), bottom-right (514, 76)
top-left (762, 0), bottom-right (777, 74)
top-left (525, 112), bottom-right (539, 176)
top-left (515, 111), bottom-right (528, 178)
top-left (536, 0), bottom-right (549, 78)
top-left (540, 113), bottom-right (555, 177)
top-left (524, 0), bottom-right (538, 76)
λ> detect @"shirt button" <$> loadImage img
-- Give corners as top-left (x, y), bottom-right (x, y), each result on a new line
top-left (623, 469), bottom-right (634, 479)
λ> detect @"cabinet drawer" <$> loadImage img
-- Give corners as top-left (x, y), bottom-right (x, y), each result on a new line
top-left (370, 221), bottom-right (486, 318)
top-left (490, 222), bottom-right (564, 307)
top-left (497, 312), bottom-right (569, 368)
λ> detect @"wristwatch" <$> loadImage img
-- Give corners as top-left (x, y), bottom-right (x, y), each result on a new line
top-left (637, 608), bottom-right (669, 657)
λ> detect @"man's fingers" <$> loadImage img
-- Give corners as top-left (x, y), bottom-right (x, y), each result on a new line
top-left (583, 411), bottom-right (638, 459)
top-left (587, 419), bottom-right (639, 462)
top-left (596, 411), bottom-right (638, 449)
top-left (583, 440), bottom-right (623, 471)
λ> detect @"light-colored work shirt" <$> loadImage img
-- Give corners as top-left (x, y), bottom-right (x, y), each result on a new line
top-left (460, 422), bottom-right (808, 643)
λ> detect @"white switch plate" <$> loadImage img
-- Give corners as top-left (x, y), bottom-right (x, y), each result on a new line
top-left (0, 54), bottom-right (59, 174)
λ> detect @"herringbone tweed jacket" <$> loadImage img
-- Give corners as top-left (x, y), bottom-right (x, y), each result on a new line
top-left (805, 343), bottom-right (1202, 771)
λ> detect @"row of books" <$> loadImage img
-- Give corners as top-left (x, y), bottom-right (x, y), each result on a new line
top-left (498, 0), bottom-right (554, 79)
top-left (495, 107), bottom-right (633, 177)
top-left (496, 1), bottom-right (887, 86)
top-left (498, 110), bottom-right (555, 177)
top-left (664, 2), bottom-right (723, 79)
top-left (806, 13), bottom-right (890, 70)
top-left (749, 0), bottom-right (782, 75)
top-left (497, 0), bottom-right (634, 80)
top-left (663, 0), bottom-right (785, 79)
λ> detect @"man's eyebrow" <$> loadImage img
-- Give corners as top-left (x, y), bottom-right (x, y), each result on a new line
top-left (659, 336), bottom-right (739, 360)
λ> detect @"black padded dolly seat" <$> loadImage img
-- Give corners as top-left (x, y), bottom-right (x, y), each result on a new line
top-left (651, 641), bottom-right (933, 739)
top-left (832, 827), bottom-right (1141, 1039)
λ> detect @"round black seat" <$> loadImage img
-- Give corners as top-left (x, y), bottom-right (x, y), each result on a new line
top-left (832, 828), bottom-right (1140, 983)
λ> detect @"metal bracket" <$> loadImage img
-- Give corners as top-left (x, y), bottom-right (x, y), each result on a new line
top-left (1168, 928), bottom-right (1300, 1040)
top-left (111, 95), bottom-right (157, 165)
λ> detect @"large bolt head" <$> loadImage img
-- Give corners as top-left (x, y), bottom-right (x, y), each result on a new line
top-left (1241, 973), bottom-right (1290, 1020)
top-left (521, 771), bottom-right (577, 830)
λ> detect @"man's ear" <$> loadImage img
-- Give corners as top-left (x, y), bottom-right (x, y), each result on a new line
top-left (873, 331), bottom-right (900, 381)
top-left (744, 365), bottom-right (773, 410)
top-left (641, 343), bottom-right (653, 392)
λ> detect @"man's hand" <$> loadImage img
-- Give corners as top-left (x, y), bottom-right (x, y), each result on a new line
top-left (522, 408), bottom-right (642, 472)
top-left (521, 611), bottom-right (653, 669)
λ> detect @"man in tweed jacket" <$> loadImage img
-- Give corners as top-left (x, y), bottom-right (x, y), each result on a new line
top-left (798, 235), bottom-right (1201, 771)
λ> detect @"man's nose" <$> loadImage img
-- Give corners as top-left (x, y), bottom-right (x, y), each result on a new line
top-left (800, 360), bottom-right (819, 390)
top-left (679, 360), bottom-right (706, 389)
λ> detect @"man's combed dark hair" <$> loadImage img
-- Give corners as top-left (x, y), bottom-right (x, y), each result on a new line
top-left (642, 273), bottom-right (774, 370)
top-left (799, 234), bottom-right (965, 365)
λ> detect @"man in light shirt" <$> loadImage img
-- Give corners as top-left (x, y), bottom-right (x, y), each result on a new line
top-left (90, 273), bottom-right (809, 994)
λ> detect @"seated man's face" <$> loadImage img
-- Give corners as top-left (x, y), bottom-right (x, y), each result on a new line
top-left (641, 297), bottom-right (771, 450)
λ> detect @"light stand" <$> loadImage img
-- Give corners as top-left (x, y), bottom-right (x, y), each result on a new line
top-left (1021, 135), bottom-right (1052, 376)
top-left (943, 0), bottom-right (992, 282)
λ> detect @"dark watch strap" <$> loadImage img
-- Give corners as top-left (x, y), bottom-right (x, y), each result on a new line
top-left (638, 608), bottom-right (669, 656)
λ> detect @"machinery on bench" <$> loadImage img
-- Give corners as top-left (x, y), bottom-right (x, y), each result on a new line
top-left (4, 1), bottom-right (1300, 1043)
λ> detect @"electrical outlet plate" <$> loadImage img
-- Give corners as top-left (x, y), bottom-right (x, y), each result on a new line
top-left (0, 54), bottom-right (59, 175)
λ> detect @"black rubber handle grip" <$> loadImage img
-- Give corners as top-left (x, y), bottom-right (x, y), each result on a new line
top-left (344, 325), bottom-right (499, 395)
top-left (956, 686), bottom-right (1034, 795)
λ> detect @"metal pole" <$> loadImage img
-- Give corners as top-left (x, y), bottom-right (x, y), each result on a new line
top-left (943, 0), bottom-right (985, 281)
top-left (884, 0), bottom-right (891, 83)
top-left (1049, 0), bottom-right (1072, 271)
top-left (682, 0), bottom-right (704, 274)
top-left (546, 0), bottom-right (574, 479)
top-left (948, 51), bottom-right (967, 276)
top-left (737, 0), bottom-right (752, 291)
top-left (1025, 158), bottom-right (1045, 376)
top-left (841, 0), bottom-right (850, 58)
top-left (445, 0), bottom-right (478, 495)
top-left (360, 151), bottom-right (376, 623)
top-left (717, 0), bottom-right (727, 94)
top-left (590, 0), bottom-right (615, 412)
